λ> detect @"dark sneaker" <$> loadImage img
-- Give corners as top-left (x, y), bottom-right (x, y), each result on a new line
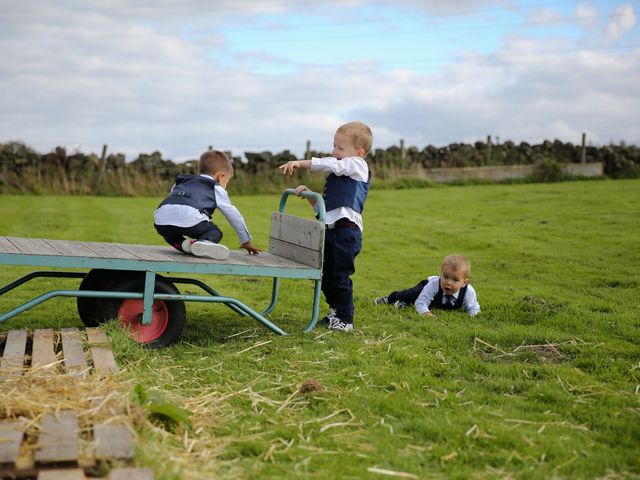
top-left (374, 296), bottom-right (389, 305)
top-left (329, 318), bottom-right (353, 332)
top-left (394, 301), bottom-right (409, 309)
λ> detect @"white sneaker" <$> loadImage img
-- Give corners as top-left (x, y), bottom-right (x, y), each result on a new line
top-left (190, 240), bottom-right (229, 260)
top-left (329, 318), bottom-right (354, 332)
top-left (181, 238), bottom-right (194, 254)
top-left (319, 308), bottom-right (337, 326)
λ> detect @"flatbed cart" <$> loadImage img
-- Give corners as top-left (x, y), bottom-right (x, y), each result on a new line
top-left (0, 189), bottom-right (325, 347)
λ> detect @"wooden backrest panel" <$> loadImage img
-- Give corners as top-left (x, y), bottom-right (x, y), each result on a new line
top-left (269, 213), bottom-right (324, 268)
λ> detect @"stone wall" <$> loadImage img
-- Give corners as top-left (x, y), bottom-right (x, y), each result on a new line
top-left (420, 162), bottom-right (603, 183)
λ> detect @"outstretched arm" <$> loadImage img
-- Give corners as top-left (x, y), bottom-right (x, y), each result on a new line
top-left (214, 185), bottom-right (253, 247)
top-left (278, 160), bottom-right (312, 175)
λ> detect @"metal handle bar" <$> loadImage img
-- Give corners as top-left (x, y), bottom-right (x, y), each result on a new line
top-left (278, 188), bottom-right (326, 223)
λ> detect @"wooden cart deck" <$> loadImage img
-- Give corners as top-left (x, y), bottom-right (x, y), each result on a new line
top-left (0, 190), bottom-right (326, 341)
top-left (0, 237), bottom-right (320, 279)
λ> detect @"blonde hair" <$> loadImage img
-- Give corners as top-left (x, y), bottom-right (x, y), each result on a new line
top-left (336, 121), bottom-right (373, 157)
top-left (199, 150), bottom-right (233, 176)
top-left (441, 254), bottom-right (471, 277)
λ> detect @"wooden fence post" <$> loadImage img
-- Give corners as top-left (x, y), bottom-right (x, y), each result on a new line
top-left (93, 144), bottom-right (108, 189)
top-left (581, 133), bottom-right (586, 164)
top-left (486, 135), bottom-right (492, 165)
top-left (400, 139), bottom-right (406, 160)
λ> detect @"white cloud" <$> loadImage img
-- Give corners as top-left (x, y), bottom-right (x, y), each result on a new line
top-left (604, 4), bottom-right (636, 43)
top-left (575, 3), bottom-right (600, 28)
top-left (526, 7), bottom-right (565, 26)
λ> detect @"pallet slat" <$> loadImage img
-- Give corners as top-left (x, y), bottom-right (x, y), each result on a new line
top-left (109, 467), bottom-right (155, 480)
top-left (86, 329), bottom-right (118, 375)
top-left (37, 467), bottom-right (155, 480)
top-left (0, 420), bottom-right (24, 465)
top-left (38, 468), bottom-right (87, 480)
top-left (94, 425), bottom-right (134, 459)
top-left (1, 329), bottom-right (27, 378)
top-left (35, 411), bottom-right (79, 464)
top-left (36, 468), bottom-right (155, 480)
top-left (32, 329), bottom-right (57, 372)
top-left (60, 328), bottom-right (88, 377)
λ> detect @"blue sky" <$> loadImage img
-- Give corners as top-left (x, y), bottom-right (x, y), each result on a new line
top-left (1, 0), bottom-right (638, 160)
top-left (215, 1), bottom-right (637, 71)
top-left (216, 3), bottom-right (580, 72)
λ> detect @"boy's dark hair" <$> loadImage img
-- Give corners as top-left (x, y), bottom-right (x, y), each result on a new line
top-left (199, 150), bottom-right (233, 176)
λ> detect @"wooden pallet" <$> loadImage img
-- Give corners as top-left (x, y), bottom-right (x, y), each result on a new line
top-left (1, 327), bottom-right (118, 379)
top-left (0, 328), bottom-right (153, 479)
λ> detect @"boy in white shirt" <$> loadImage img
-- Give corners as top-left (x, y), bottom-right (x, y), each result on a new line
top-left (154, 150), bottom-right (260, 260)
top-left (279, 121), bottom-right (372, 331)
top-left (375, 254), bottom-right (480, 317)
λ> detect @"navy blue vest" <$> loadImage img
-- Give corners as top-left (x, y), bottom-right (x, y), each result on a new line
top-left (323, 172), bottom-right (371, 213)
top-left (429, 281), bottom-right (467, 311)
top-left (159, 175), bottom-right (217, 218)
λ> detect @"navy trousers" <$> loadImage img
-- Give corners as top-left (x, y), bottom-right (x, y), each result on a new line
top-left (322, 226), bottom-right (362, 324)
top-left (388, 278), bottom-right (430, 305)
top-left (154, 221), bottom-right (223, 252)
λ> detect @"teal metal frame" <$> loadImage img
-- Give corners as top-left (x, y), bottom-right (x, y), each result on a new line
top-left (0, 189), bottom-right (326, 336)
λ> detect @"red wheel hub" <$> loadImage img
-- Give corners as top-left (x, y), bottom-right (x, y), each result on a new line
top-left (117, 299), bottom-right (169, 343)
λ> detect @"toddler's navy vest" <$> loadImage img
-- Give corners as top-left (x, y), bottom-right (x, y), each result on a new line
top-left (429, 280), bottom-right (467, 311)
top-left (159, 175), bottom-right (217, 218)
top-left (323, 171), bottom-right (371, 213)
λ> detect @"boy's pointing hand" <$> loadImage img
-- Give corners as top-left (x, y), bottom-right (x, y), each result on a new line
top-left (278, 161), bottom-right (300, 175)
top-left (278, 159), bottom-right (312, 175)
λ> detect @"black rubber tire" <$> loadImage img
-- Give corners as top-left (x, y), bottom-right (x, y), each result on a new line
top-left (95, 276), bottom-right (186, 348)
top-left (77, 269), bottom-right (141, 327)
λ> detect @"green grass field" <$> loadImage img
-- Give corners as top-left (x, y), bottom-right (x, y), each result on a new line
top-left (1, 179), bottom-right (639, 479)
